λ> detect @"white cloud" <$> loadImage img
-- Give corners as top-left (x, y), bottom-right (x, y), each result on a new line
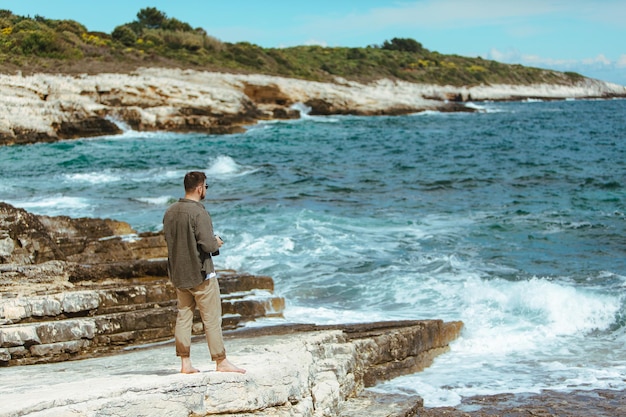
top-left (582, 54), bottom-right (611, 66)
top-left (487, 48), bottom-right (617, 70)
top-left (617, 55), bottom-right (626, 68)
top-left (486, 48), bottom-right (576, 68)
top-left (303, 39), bottom-right (328, 47)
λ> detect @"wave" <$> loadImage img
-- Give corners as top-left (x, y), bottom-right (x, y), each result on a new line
top-left (373, 274), bottom-right (624, 407)
top-left (60, 167), bottom-right (186, 185)
top-left (459, 277), bottom-right (620, 344)
top-left (105, 115), bottom-right (132, 132)
top-left (206, 155), bottom-right (259, 178)
top-left (465, 102), bottom-right (506, 113)
top-left (6, 195), bottom-right (92, 216)
top-left (412, 103), bottom-right (507, 115)
top-left (131, 196), bottom-right (176, 206)
top-left (53, 157), bottom-right (256, 190)
top-left (63, 171), bottom-right (123, 184)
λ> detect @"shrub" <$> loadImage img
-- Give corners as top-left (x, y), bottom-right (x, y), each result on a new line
top-left (163, 17), bottom-right (193, 32)
top-left (202, 33), bottom-right (223, 51)
top-left (12, 29), bottom-right (65, 57)
top-left (54, 20), bottom-right (87, 36)
top-left (112, 25), bottom-right (137, 46)
top-left (0, 9), bottom-right (14, 19)
top-left (381, 37), bottom-right (424, 53)
top-left (162, 30), bottom-right (203, 51)
top-left (81, 32), bottom-right (109, 46)
top-left (142, 29), bottom-right (164, 46)
top-left (13, 19), bottom-right (45, 32)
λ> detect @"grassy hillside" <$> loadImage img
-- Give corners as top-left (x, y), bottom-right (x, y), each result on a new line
top-left (0, 8), bottom-right (585, 86)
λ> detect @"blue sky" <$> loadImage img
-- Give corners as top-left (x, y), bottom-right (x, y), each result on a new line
top-left (2, 0), bottom-right (625, 85)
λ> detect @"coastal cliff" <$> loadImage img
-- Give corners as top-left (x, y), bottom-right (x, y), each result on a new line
top-left (1, 67), bottom-right (625, 146)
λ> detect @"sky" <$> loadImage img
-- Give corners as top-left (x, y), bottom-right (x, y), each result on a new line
top-left (2, 0), bottom-right (625, 85)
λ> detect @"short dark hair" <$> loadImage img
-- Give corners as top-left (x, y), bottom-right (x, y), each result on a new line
top-left (184, 171), bottom-right (207, 192)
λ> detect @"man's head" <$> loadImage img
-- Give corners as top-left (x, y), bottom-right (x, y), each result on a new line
top-left (183, 171), bottom-right (207, 200)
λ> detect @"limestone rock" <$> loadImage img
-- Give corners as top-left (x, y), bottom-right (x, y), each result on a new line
top-left (0, 203), bottom-right (285, 365)
top-left (2, 68), bottom-right (624, 145)
top-left (0, 321), bottom-right (463, 417)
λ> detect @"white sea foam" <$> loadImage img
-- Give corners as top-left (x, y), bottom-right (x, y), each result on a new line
top-left (290, 102), bottom-right (312, 117)
top-left (206, 155), bottom-right (258, 178)
top-left (412, 110), bottom-right (442, 116)
top-left (105, 115), bottom-right (131, 132)
top-left (7, 196), bottom-right (92, 216)
top-left (375, 273), bottom-right (625, 406)
top-left (127, 168), bottom-right (187, 183)
top-left (290, 102), bottom-right (340, 123)
top-left (283, 305), bottom-right (386, 325)
top-left (64, 171), bottom-right (122, 184)
top-left (132, 196), bottom-right (175, 206)
top-left (465, 102), bottom-right (506, 113)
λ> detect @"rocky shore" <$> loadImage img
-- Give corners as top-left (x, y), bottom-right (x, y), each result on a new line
top-left (0, 202), bottom-right (464, 416)
top-left (1, 67), bottom-right (625, 146)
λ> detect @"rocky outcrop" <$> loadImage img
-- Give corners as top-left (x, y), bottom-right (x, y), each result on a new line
top-left (0, 271), bottom-right (284, 366)
top-left (0, 202), bottom-right (285, 365)
top-left (1, 320), bottom-right (463, 417)
top-left (1, 68), bottom-right (624, 145)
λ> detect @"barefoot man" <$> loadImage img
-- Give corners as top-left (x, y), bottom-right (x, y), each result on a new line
top-left (163, 171), bottom-right (246, 374)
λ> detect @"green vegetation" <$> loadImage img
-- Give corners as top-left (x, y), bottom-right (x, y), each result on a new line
top-left (0, 7), bottom-right (584, 86)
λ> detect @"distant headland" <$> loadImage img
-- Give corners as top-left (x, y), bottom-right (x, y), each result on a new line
top-left (1, 7), bottom-right (625, 145)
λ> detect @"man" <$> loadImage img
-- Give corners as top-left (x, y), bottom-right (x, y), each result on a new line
top-left (163, 171), bottom-right (245, 374)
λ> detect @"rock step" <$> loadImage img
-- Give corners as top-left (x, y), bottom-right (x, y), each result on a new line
top-left (0, 295), bottom-right (284, 366)
top-left (0, 271), bottom-right (277, 325)
top-left (0, 272), bottom-right (285, 366)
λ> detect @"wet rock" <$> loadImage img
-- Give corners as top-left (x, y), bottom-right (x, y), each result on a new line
top-left (418, 389), bottom-right (626, 417)
top-left (53, 115), bottom-right (122, 139)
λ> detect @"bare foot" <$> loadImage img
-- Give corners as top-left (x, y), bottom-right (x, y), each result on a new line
top-left (216, 358), bottom-right (246, 374)
top-left (181, 357), bottom-right (200, 374)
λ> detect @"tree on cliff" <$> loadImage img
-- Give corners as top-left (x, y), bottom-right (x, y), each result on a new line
top-left (381, 37), bottom-right (425, 53)
top-left (136, 7), bottom-right (167, 29)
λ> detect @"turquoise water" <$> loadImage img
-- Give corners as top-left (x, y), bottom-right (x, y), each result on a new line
top-left (1, 99), bottom-right (625, 406)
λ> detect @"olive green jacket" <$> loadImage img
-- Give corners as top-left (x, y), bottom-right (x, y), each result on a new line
top-left (162, 198), bottom-right (220, 289)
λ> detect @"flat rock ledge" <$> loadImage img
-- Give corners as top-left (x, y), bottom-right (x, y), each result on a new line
top-left (0, 320), bottom-right (463, 417)
top-left (1, 67), bottom-right (625, 145)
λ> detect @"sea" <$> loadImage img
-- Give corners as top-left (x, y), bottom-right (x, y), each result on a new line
top-left (1, 98), bottom-right (625, 407)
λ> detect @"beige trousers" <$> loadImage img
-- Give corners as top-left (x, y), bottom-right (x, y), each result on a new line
top-left (174, 277), bottom-right (226, 361)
